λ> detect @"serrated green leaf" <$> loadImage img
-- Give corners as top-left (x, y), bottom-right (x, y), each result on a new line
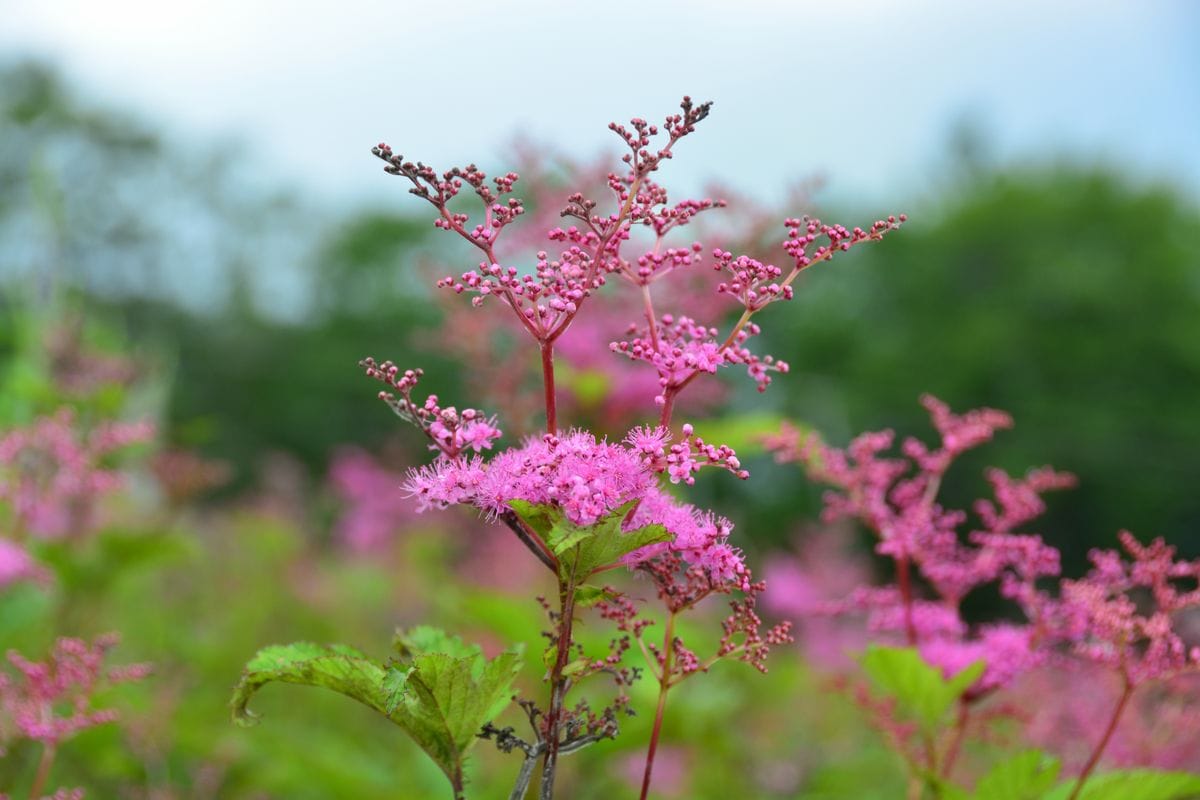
top-left (233, 632), bottom-right (522, 798)
top-left (509, 500), bottom-right (673, 579)
top-left (395, 625), bottom-right (482, 661)
top-left (231, 642), bottom-right (391, 727)
top-left (861, 646), bottom-right (983, 733)
top-left (572, 501), bottom-right (670, 578)
top-left (1045, 770), bottom-right (1200, 800)
top-left (394, 648), bottom-right (523, 786)
top-left (548, 520), bottom-right (595, 556)
top-left (382, 666), bottom-right (412, 715)
top-left (974, 750), bottom-right (1061, 800)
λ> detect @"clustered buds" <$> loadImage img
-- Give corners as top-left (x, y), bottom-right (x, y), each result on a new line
top-left (624, 424), bottom-right (748, 484)
top-left (360, 360), bottom-right (501, 459)
top-left (782, 215), bottom-right (904, 267)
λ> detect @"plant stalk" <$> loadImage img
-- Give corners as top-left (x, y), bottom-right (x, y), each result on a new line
top-left (29, 742), bottom-right (56, 800)
top-left (1067, 678), bottom-right (1134, 800)
top-left (540, 574), bottom-right (578, 799)
top-left (639, 610), bottom-right (676, 800)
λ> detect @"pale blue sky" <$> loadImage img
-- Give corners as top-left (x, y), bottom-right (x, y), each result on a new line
top-left (3, 0), bottom-right (1198, 209)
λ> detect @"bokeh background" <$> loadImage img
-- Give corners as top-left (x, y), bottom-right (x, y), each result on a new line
top-left (1, 1), bottom-right (1197, 798)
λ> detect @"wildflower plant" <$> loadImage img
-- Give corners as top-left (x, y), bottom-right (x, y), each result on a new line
top-left (767, 398), bottom-right (1200, 800)
top-left (0, 635), bottom-right (150, 800)
top-left (233, 97), bottom-right (902, 799)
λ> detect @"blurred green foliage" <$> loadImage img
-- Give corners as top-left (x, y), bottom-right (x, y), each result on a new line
top-left (5, 61), bottom-right (1197, 569)
top-left (758, 166), bottom-right (1200, 565)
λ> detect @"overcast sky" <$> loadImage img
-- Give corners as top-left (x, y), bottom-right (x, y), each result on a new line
top-left (3, 0), bottom-right (1198, 209)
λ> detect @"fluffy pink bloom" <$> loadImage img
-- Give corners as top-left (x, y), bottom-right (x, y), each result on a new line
top-left (626, 424), bottom-right (748, 485)
top-left (623, 486), bottom-right (745, 586)
top-left (403, 430), bottom-right (653, 526)
top-left (359, 363), bottom-right (501, 459)
top-left (920, 624), bottom-right (1044, 696)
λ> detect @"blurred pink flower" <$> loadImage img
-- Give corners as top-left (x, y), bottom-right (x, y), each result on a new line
top-left (0, 409), bottom-right (154, 539)
top-left (328, 447), bottom-right (420, 553)
top-left (0, 539), bottom-right (48, 590)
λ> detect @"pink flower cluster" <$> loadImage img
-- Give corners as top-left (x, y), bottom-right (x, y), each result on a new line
top-left (769, 395), bottom-right (1075, 695)
top-left (403, 429), bottom-right (650, 525)
top-left (375, 98), bottom-right (900, 437)
top-left (401, 424), bottom-right (752, 587)
top-left (360, 362), bottom-right (501, 458)
top-left (624, 424), bottom-right (748, 485)
top-left (771, 392), bottom-right (1200, 768)
top-left (365, 97), bottom-right (901, 797)
top-left (0, 538), bottom-right (49, 590)
top-left (0, 409), bottom-right (154, 540)
top-left (0, 634), bottom-right (150, 747)
top-left (1053, 531), bottom-right (1200, 686)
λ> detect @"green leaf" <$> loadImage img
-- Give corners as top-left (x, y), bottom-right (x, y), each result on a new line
top-left (1045, 770), bottom-right (1200, 800)
top-left (547, 520), bottom-right (595, 556)
top-left (561, 657), bottom-right (590, 677)
top-left (572, 502), bottom-right (671, 578)
top-left (574, 584), bottom-right (616, 607)
top-left (691, 412), bottom-right (791, 456)
top-left (974, 750), bottom-right (1061, 800)
top-left (508, 499), bottom-right (557, 539)
top-left (396, 625), bottom-right (482, 661)
top-left (511, 499), bottom-right (672, 579)
top-left (861, 646), bottom-right (983, 733)
top-left (382, 666), bottom-right (412, 715)
top-left (946, 659), bottom-right (986, 699)
top-left (231, 642), bottom-right (391, 727)
top-left (232, 632), bottom-right (523, 797)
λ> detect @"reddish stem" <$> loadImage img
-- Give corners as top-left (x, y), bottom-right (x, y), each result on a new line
top-left (896, 555), bottom-right (918, 645)
top-left (1067, 678), bottom-right (1135, 800)
top-left (29, 742), bottom-right (56, 800)
top-left (500, 511), bottom-right (558, 573)
top-left (540, 573), bottom-right (578, 799)
top-left (940, 699), bottom-right (971, 781)
top-left (657, 387), bottom-right (679, 430)
top-left (641, 283), bottom-right (660, 352)
top-left (639, 611), bottom-right (677, 800)
top-left (540, 340), bottom-right (557, 435)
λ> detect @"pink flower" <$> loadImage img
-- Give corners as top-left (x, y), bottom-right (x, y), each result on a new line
top-left (0, 409), bottom-right (153, 540)
top-left (1, 635), bottom-right (150, 747)
top-left (0, 539), bottom-right (48, 590)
